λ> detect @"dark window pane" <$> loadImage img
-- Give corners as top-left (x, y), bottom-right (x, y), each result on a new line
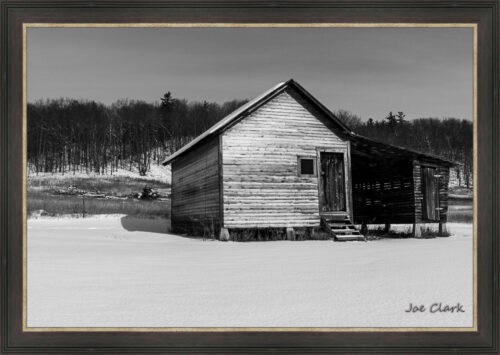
top-left (300, 159), bottom-right (314, 175)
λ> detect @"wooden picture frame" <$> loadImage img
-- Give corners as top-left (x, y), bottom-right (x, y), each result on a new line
top-left (1, 1), bottom-right (498, 353)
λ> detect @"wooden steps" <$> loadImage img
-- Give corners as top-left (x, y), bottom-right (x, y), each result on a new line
top-left (322, 215), bottom-right (364, 241)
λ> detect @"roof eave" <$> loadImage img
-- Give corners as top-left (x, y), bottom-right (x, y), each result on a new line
top-left (349, 132), bottom-right (457, 166)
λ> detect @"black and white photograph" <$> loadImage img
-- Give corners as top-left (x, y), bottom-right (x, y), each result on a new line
top-left (25, 25), bottom-right (474, 329)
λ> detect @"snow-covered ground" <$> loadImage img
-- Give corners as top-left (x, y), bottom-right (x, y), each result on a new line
top-left (28, 164), bottom-right (172, 184)
top-left (27, 216), bottom-right (473, 328)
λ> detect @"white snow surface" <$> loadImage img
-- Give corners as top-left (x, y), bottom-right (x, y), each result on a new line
top-left (27, 216), bottom-right (473, 328)
top-left (28, 164), bottom-right (171, 183)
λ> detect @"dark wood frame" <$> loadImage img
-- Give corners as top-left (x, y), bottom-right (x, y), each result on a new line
top-left (421, 165), bottom-right (440, 222)
top-left (317, 149), bottom-right (349, 214)
top-left (1, 1), bottom-right (498, 353)
top-left (297, 156), bottom-right (317, 177)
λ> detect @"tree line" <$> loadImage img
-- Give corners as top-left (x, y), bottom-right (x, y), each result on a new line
top-left (27, 95), bottom-right (472, 186)
top-left (27, 95), bottom-right (247, 175)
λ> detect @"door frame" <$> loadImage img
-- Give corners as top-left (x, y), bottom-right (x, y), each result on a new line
top-left (316, 144), bottom-right (353, 221)
top-left (420, 163), bottom-right (441, 222)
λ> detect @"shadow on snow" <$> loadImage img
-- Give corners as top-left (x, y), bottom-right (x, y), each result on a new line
top-left (120, 215), bottom-right (171, 234)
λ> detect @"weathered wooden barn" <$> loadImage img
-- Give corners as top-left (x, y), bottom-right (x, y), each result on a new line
top-left (162, 79), bottom-right (454, 241)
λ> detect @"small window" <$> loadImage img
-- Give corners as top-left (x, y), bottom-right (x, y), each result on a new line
top-left (298, 157), bottom-right (316, 176)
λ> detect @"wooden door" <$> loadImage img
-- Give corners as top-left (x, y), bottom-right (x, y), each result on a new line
top-left (421, 166), bottom-right (440, 221)
top-left (320, 152), bottom-right (346, 212)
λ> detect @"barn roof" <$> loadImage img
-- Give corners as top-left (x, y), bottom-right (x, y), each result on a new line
top-left (350, 134), bottom-right (455, 166)
top-left (162, 79), bottom-right (455, 166)
top-left (161, 79), bottom-right (353, 165)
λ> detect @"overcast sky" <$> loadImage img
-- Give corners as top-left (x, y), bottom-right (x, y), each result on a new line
top-left (27, 27), bottom-right (473, 121)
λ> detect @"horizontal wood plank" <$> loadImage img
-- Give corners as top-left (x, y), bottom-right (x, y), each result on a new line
top-left (171, 136), bottom-right (220, 231)
top-left (222, 88), bottom-right (348, 228)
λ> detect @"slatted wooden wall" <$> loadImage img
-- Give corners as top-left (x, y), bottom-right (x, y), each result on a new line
top-left (352, 159), bottom-right (415, 224)
top-left (352, 158), bottom-right (450, 225)
top-left (221, 88), bottom-right (349, 228)
top-left (171, 136), bottom-right (220, 234)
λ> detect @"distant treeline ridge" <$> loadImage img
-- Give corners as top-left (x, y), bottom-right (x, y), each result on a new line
top-left (27, 96), bottom-right (473, 186)
top-left (27, 94), bottom-right (247, 176)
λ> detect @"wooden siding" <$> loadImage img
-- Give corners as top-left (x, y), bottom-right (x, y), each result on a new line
top-left (221, 88), bottom-right (349, 228)
top-left (171, 136), bottom-right (220, 234)
top-left (413, 160), bottom-right (450, 223)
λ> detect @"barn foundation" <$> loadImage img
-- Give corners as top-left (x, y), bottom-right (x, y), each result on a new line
top-left (219, 228), bottom-right (230, 241)
top-left (412, 223), bottom-right (422, 238)
top-left (439, 222), bottom-right (448, 237)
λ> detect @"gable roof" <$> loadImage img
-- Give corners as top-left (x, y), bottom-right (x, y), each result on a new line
top-left (162, 79), bottom-right (455, 167)
top-left (161, 79), bottom-right (353, 165)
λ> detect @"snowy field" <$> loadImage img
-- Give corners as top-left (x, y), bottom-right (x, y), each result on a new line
top-left (28, 164), bottom-right (172, 184)
top-left (27, 216), bottom-right (473, 328)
